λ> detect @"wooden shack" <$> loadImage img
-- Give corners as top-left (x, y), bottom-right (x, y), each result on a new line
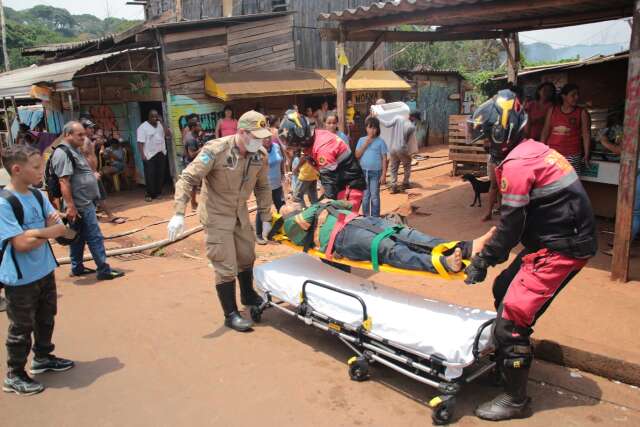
top-left (493, 51), bottom-right (629, 218)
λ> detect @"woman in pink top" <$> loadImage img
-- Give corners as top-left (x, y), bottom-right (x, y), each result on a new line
top-left (215, 105), bottom-right (238, 138)
top-left (541, 83), bottom-right (591, 174)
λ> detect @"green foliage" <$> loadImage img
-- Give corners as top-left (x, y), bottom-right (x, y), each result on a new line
top-left (0, 6), bottom-right (142, 71)
top-left (391, 26), bottom-right (504, 98)
top-left (521, 55), bottom-right (580, 68)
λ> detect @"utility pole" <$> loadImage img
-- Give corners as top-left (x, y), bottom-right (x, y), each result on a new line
top-left (0, 0), bottom-right (10, 72)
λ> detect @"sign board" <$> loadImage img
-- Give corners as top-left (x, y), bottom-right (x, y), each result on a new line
top-left (580, 160), bottom-right (619, 185)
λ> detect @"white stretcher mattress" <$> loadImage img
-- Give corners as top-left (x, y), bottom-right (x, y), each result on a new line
top-left (254, 254), bottom-right (496, 379)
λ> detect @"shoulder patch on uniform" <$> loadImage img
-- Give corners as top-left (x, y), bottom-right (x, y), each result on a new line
top-left (199, 152), bottom-right (212, 165)
top-left (500, 177), bottom-right (509, 192)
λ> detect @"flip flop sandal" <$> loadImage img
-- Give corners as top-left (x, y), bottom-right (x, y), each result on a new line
top-left (70, 267), bottom-right (97, 277)
top-left (110, 217), bottom-right (127, 224)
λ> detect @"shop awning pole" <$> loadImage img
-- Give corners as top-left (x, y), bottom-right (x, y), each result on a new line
top-left (336, 29), bottom-right (347, 133)
top-left (612, 0), bottom-right (640, 282)
top-left (501, 33), bottom-right (520, 85)
top-left (2, 96), bottom-right (12, 145)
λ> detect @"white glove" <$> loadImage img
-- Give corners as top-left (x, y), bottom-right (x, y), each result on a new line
top-left (261, 221), bottom-right (273, 241)
top-left (167, 215), bottom-right (185, 241)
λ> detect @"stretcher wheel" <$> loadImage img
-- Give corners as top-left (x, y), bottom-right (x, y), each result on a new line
top-left (430, 396), bottom-right (455, 425)
top-left (348, 356), bottom-right (370, 382)
top-left (250, 306), bottom-right (262, 323)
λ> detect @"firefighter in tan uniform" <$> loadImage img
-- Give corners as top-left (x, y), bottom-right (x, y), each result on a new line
top-left (167, 111), bottom-right (273, 332)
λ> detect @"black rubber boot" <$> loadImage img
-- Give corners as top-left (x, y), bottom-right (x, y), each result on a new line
top-left (475, 367), bottom-right (532, 421)
top-left (215, 281), bottom-right (253, 332)
top-left (238, 270), bottom-right (264, 307)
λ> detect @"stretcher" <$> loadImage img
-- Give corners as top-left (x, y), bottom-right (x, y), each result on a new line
top-left (252, 254), bottom-right (497, 425)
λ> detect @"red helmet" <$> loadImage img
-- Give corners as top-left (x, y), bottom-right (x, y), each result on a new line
top-left (468, 89), bottom-right (527, 161)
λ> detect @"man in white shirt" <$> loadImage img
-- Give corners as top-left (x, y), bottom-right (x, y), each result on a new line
top-left (137, 110), bottom-right (168, 202)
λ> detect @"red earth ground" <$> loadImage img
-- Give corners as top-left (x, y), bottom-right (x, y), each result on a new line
top-left (2, 146), bottom-right (639, 425)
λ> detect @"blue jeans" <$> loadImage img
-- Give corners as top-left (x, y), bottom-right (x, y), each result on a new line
top-left (334, 217), bottom-right (471, 273)
top-left (634, 174), bottom-right (640, 239)
top-left (362, 169), bottom-right (381, 217)
top-left (70, 205), bottom-right (111, 276)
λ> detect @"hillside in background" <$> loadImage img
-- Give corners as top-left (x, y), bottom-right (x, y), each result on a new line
top-left (522, 42), bottom-right (628, 64)
top-left (1, 5), bottom-right (141, 70)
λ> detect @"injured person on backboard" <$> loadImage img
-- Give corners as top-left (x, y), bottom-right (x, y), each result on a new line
top-left (268, 200), bottom-right (495, 277)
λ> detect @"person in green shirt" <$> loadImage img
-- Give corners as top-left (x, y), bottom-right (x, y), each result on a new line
top-left (276, 200), bottom-right (495, 274)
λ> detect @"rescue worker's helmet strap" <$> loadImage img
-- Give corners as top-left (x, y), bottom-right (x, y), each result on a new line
top-left (467, 89), bottom-right (528, 160)
top-left (279, 109), bottom-right (313, 148)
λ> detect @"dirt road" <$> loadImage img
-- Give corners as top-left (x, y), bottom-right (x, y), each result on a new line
top-left (2, 147), bottom-right (639, 425)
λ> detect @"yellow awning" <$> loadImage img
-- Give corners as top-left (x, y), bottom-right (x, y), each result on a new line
top-left (314, 69), bottom-right (411, 92)
top-left (204, 70), bottom-right (334, 101)
top-left (204, 69), bottom-right (411, 101)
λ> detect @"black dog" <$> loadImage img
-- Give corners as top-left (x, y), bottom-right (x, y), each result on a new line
top-left (462, 174), bottom-right (491, 207)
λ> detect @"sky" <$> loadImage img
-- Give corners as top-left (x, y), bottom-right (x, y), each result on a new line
top-left (2, 1), bottom-right (633, 49)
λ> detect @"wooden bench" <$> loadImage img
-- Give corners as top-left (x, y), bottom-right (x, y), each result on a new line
top-left (448, 114), bottom-right (488, 176)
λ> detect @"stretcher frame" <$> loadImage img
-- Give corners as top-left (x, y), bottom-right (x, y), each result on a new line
top-left (251, 278), bottom-right (497, 425)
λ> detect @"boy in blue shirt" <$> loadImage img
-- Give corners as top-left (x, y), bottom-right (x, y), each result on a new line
top-left (0, 145), bottom-right (74, 396)
top-left (355, 117), bottom-right (388, 217)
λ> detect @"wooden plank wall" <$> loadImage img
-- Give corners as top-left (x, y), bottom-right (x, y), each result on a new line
top-left (146, 0), bottom-right (390, 70)
top-left (227, 14), bottom-right (295, 72)
top-left (182, 0), bottom-right (223, 20)
top-left (163, 26), bottom-right (229, 103)
top-left (162, 14), bottom-right (294, 102)
top-left (290, 0), bottom-right (389, 70)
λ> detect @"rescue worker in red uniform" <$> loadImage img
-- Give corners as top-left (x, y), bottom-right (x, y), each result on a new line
top-left (279, 110), bottom-right (365, 210)
top-left (464, 89), bottom-right (597, 421)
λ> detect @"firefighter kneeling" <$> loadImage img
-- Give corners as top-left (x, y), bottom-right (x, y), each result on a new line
top-left (464, 89), bottom-right (597, 421)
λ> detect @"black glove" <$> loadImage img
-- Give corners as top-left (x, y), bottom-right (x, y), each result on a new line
top-left (464, 255), bottom-right (489, 285)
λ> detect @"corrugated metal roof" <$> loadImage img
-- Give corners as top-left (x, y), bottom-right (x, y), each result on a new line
top-left (319, 0), bottom-right (633, 34)
top-left (23, 35), bottom-right (115, 55)
top-left (492, 50), bottom-right (629, 81)
top-left (0, 48), bottom-right (156, 98)
top-left (320, 0), bottom-right (485, 22)
top-left (153, 11), bottom-right (293, 31)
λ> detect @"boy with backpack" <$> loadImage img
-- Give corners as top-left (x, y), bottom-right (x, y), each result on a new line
top-left (0, 144), bottom-right (74, 396)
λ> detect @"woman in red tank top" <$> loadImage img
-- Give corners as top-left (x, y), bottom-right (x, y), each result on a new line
top-left (541, 83), bottom-right (591, 173)
top-left (525, 82), bottom-right (555, 141)
top-left (215, 105), bottom-right (238, 138)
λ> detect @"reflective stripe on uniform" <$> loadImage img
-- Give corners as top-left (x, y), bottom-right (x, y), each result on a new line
top-left (530, 170), bottom-right (578, 200)
top-left (502, 193), bottom-right (530, 208)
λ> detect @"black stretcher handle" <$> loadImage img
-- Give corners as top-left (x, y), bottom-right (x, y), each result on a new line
top-left (473, 318), bottom-right (496, 360)
top-left (301, 279), bottom-right (369, 324)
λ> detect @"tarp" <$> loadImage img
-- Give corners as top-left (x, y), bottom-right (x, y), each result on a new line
top-left (204, 69), bottom-right (410, 101)
top-left (315, 69), bottom-right (411, 92)
top-left (205, 70), bottom-right (334, 101)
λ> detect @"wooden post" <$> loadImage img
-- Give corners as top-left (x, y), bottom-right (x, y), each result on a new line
top-left (336, 29), bottom-right (347, 133)
top-left (175, 0), bottom-right (182, 21)
top-left (10, 95), bottom-right (18, 124)
top-left (502, 33), bottom-right (520, 85)
top-left (2, 97), bottom-right (12, 145)
top-left (0, 0), bottom-right (9, 71)
top-left (612, 1), bottom-right (640, 282)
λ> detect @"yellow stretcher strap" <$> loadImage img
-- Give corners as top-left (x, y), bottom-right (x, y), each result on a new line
top-left (431, 241), bottom-right (471, 280)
